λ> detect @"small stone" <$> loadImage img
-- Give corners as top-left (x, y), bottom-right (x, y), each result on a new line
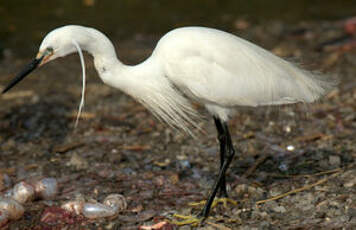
top-left (328, 155), bottom-right (341, 166)
top-left (0, 174), bottom-right (12, 191)
top-left (179, 226), bottom-right (191, 230)
top-left (344, 177), bottom-right (356, 188)
top-left (82, 203), bottom-right (116, 219)
top-left (103, 194), bottom-right (127, 212)
top-left (234, 184), bottom-right (248, 195)
top-left (0, 209), bottom-right (9, 227)
top-left (61, 200), bottom-right (84, 215)
top-left (286, 145), bottom-right (295, 151)
top-left (301, 204), bottom-right (314, 211)
top-left (260, 211), bottom-right (268, 218)
top-left (34, 178), bottom-right (58, 200)
top-left (105, 222), bottom-right (116, 229)
top-left (319, 159), bottom-right (329, 169)
top-left (272, 205), bottom-right (287, 213)
top-left (0, 198), bottom-right (25, 220)
top-left (278, 162), bottom-right (289, 172)
top-left (11, 181), bottom-right (35, 204)
top-left (268, 187), bottom-right (282, 197)
top-left (197, 226), bottom-right (215, 230)
top-left (67, 153), bottom-right (89, 170)
top-left (284, 126), bottom-right (292, 133)
top-left (265, 200), bottom-right (279, 212)
top-left (177, 160), bottom-right (191, 170)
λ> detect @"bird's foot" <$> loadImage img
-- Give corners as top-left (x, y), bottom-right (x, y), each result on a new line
top-left (169, 213), bottom-right (205, 227)
top-left (189, 197), bottom-right (238, 209)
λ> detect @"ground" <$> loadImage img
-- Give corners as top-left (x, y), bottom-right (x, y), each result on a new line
top-left (0, 20), bottom-right (355, 229)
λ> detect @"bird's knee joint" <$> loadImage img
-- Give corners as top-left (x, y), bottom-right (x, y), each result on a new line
top-left (217, 133), bottom-right (226, 142)
top-left (227, 147), bottom-right (235, 159)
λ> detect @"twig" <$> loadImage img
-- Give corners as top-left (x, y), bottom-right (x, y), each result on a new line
top-left (206, 221), bottom-right (232, 230)
top-left (1, 90), bottom-right (34, 100)
top-left (307, 168), bottom-right (341, 177)
top-left (52, 142), bottom-right (84, 154)
top-left (270, 168), bottom-right (342, 179)
top-left (242, 153), bottom-right (269, 178)
top-left (256, 170), bottom-right (342, 205)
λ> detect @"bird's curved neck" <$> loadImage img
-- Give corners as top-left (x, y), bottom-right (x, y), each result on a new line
top-left (78, 28), bottom-right (163, 96)
top-left (79, 28), bottom-right (123, 69)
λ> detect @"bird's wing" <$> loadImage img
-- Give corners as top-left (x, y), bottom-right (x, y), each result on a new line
top-left (159, 28), bottom-right (335, 107)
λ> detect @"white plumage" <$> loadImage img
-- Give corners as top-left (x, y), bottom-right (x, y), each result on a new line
top-left (3, 25), bottom-right (336, 220)
top-left (36, 25), bottom-right (335, 131)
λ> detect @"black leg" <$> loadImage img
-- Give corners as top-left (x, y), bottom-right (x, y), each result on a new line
top-left (199, 118), bottom-right (235, 218)
top-left (214, 117), bottom-right (228, 198)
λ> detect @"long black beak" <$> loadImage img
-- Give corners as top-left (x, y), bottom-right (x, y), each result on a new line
top-left (2, 55), bottom-right (44, 94)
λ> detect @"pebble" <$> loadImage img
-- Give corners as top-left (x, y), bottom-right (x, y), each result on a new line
top-left (103, 194), bottom-right (127, 212)
top-left (272, 205), bottom-right (287, 213)
top-left (319, 159), bottom-right (329, 169)
top-left (0, 173), bottom-right (12, 191)
top-left (234, 184), bottom-right (265, 200)
top-left (34, 178), bottom-right (59, 200)
top-left (301, 204), bottom-right (314, 211)
top-left (61, 193), bottom-right (126, 219)
top-left (67, 153), bottom-right (89, 170)
top-left (328, 155), bottom-right (341, 166)
top-left (268, 187), bottom-right (282, 197)
top-left (344, 177), bottom-right (356, 188)
top-left (10, 181), bottom-right (35, 204)
top-left (177, 160), bottom-right (191, 170)
top-left (264, 200), bottom-right (279, 212)
top-left (0, 209), bottom-right (9, 227)
top-left (197, 226), bottom-right (215, 230)
top-left (82, 203), bottom-right (117, 219)
top-left (179, 226), bottom-right (191, 230)
top-left (61, 200), bottom-right (84, 215)
top-left (0, 198), bottom-right (25, 220)
top-left (278, 162), bottom-right (289, 172)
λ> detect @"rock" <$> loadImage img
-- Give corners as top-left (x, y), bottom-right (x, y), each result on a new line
top-left (268, 187), bottom-right (282, 197)
top-left (234, 184), bottom-right (265, 200)
top-left (103, 194), bottom-right (127, 212)
top-left (0, 173), bottom-right (12, 191)
top-left (0, 209), bottom-right (9, 227)
top-left (197, 226), bottom-right (215, 230)
top-left (0, 198), bottom-right (25, 220)
top-left (344, 177), bottom-right (356, 188)
top-left (272, 205), bottom-right (287, 213)
top-left (34, 178), bottom-right (59, 200)
top-left (328, 155), bottom-right (341, 166)
top-left (265, 201), bottom-right (279, 212)
top-left (82, 203), bottom-right (117, 219)
top-left (10, 181), bottom-right (35, 204)
top-left (179, 226), bottom-right (191, 230)
top-left (67, 153), bottom-right (89, 170)
top-left (61, 200), bottom-right (84, 215)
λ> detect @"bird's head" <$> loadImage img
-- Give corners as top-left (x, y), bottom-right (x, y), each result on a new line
top-left (2, 25), bottom-right (88, 93)
top-left (38, 26), bottom-right (86, 64)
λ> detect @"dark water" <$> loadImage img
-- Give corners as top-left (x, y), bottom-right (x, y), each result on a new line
top-left (0, 0), bottom-right (355, 55)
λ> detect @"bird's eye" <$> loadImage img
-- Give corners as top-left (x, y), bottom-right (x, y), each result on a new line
top-left (46, 47), bottom-right (54, 54)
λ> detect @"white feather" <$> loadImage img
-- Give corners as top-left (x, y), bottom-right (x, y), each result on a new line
top-left (71, 39), bottom-right (86, 128)
top-left (38, 25), bottom-right (337, 132)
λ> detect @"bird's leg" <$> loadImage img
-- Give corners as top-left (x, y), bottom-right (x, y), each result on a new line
top-left (188, 118), bottom-right (232, 207)
top-left (214, 117), bottom-right (228, 198)
top-left (199, 119), bottom-right (236, 219)
top-left (171, 119), bottom-right (236, 226)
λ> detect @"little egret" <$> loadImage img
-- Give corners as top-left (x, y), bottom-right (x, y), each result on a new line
top-left (2, 25), bottom-right (336, 223)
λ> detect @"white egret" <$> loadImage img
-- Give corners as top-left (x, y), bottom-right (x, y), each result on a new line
top-left (2, 25), bottom-right (336, 224)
